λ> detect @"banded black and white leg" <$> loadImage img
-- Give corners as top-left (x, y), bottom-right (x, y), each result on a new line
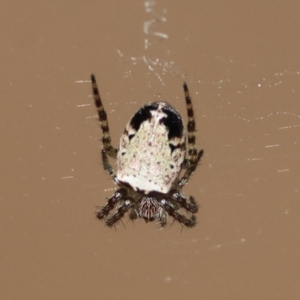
top-left (178, 82), bottom-right (204, 189)
top-left (91, 74), bottom-right (119, 185)
top-left (91, 74), bottom-right (118, 158)
top-left (160, 199), bottom-right (197, 227)
top-left (96, 187), bottom-right (132, 227)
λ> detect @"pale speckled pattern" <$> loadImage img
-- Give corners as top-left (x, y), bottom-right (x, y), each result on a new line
top-left (117, 102), bottom-right (185, 194)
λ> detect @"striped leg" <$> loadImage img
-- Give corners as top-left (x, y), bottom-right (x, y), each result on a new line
top-left (160, 199), bottom-right (197, 228)
top-left (171, 190), bottom-right (199, 213)
top-left (91, 74), bottom-right (118, 159)
top-left (101, 149), bottom-right (119, 184)
top-left (179, 149), bottom-right (203, 188)
top-left (178, 82), bottom-right (204, 188)
top-left (96, 187), bottom-right (127, 220)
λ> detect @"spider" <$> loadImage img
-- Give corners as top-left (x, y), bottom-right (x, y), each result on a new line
top-left (91, 74), bottom-right (203, 228)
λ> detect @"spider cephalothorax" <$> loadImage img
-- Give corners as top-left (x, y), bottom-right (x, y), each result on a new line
top-left (91, 74), bottom-right (203, 228)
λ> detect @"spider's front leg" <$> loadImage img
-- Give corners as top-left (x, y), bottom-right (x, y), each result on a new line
top-left (160, 199), bottom-right (197, 228)
top-left (96, 187), bottom-right (127, 220)
top-left (106, 200), bottom-right (132, 227)
top-left (91, 74), bottom-right (118, 159)
top-left (171, 190), bottom-right (199, 213)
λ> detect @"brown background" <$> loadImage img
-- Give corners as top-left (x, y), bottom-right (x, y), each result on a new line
top-left (1, 1), bottom-right (300, 299)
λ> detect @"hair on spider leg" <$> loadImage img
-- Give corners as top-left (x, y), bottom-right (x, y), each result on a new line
top-left (169, 217), bottom-right (177, 229)
top-left (157, 211), bottom-right (168, 228)
top-left (119, 218), bottom-right (126, 229)
top-left (105, 221), bottom-right (118, 232)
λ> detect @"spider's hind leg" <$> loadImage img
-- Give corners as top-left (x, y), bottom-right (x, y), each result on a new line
top-left (106, 200), bottom-right (132, 227)
top-left (171, 190), bottom-right (199, 213)
top-left (177, 82), bottom-right (204, 188)
top-left (101, 149), bottom-right (119, 184)
top-left (91, 74), bottom-right (118, 159)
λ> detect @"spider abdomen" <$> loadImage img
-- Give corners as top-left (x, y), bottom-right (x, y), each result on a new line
top-left (117, 102), bottom-right (186, 194)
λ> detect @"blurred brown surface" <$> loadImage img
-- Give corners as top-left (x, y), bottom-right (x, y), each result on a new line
top-left (1, 1), bottom-right (300, 299)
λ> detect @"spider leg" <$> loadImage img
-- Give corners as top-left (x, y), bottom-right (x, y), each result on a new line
top-left (96, 188), bottom-right (126, 220)
top-left (183, 82), bottom-right (200, 165)
top-left (91, 74), bottom-right (118, 159)
top-left (160, 199), bottom-right (197, 228)
top-left (178, 149), bottom-right (204, 188)
top-left (106, 200), bottom-right (132, 227)
top-left (101, 149), bottom-right (119, 184)
top-left (174, 82), bottom-right (204, 188)
top-left (158, 208), bottom-right (168, 227)
top-left (171, 190), bottom-right (199, 213)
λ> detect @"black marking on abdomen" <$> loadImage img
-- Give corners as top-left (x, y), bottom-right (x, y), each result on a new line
top-left (128, 134), bottom-right (135, 141)
top-left (169, 142), bottom-right (185, 154)
top-left (130, 103), bottom-right (159, 131)
top-left (160, 106), bottom-right (184, 140)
